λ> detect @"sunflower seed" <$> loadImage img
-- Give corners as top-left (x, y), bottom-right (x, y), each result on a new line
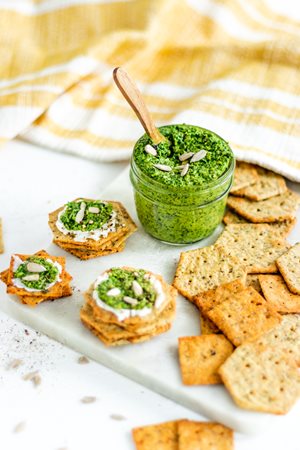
top-left (13, 422), bottom-right (26, 433)
top-left (153, 164), bottom-right (172, 172)
top-left (190, 149), bottom-right (207, 163)
top-left (89, 220), bottom-right (94, 224)
top-left (7, 359), bottom-right (23, 370)
top-left (27, 262), bottom-right (46, 273)
top-left (123, 296), bottom-right (138, 306)
top-left (81, 396), bottom-right (96, 404)
top-left (75, 202), bottom-right (86, 223)
top-left (107, 288), bottom-right (121, 297)
top-left (132, 280), bottom-right (143, 296)
top-left (145, 144), bottom-right (157, 156)
top-left (23, 370), bottom-right (41, 387)
top-left (78, 356), bottom-right (89, 364)
top-left (88, 206), bottom-right (100, 214)
top-left (174, 165), bottom-right (185, 170)
top-left (22, 274), bottom-right (40, 282)
top-left (181, 164), bottom-right (189, 177)
top-left (179, 152), bottom-right (194, 162)
top-left (110, 413), bottom-right (127, 421)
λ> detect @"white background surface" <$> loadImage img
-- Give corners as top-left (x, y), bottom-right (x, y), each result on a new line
top-left (0, 140), bottom-right (299, 450)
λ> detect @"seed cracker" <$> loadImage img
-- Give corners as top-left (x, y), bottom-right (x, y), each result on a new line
top-left (259, 275), bottom-right (300, 313)
top-left (0, 218), bottom-right (3, 254)
top-left (223, 209), bottom-right (248, 225)
top-left (173, 244), bottom-right (247, 301)
top-left (178, 420), bottom-right (234, 450)
top-left (207, 286), bottom-right (282, 346)
top-left (231, 167), bottom-right (287, 201)
top-left (216, 224), bottom-right (290, 273)
top-left (200, 314), bottom-right (221, 335)
top-left (132, 421), bottom-right (179, 450)
top-left (219, 342), bottom-right (300, 414)
top-left (227, 190), bottom-right (300, 223)
top-left (178, 335), bottom-right (234, 385)
top-left (195, 280), bottom-right (245, 313)
top-left (230, 162), bottom-right (258, 193)
top-left (276, 243), bottom-right (300, 295)
top-left (246, 274), bottom-right (263, 294)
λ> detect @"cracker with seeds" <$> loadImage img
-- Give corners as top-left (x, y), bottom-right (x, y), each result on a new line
top-left (200, 314), bottom-right (221, 334)
top-left (132, 420), bottom-right (179, 450)
top-left (178, 335), bottom-right (234, 385)
top-left (195, 280), bottom-right (245, 313)
top-left (173, 244), bottom-right (247, 301)
top-left (207, 287), bottom-right (282, 346)
top-left (216, 224), bottom-right (290, 273)
top-left (223, 209), bottom-right (248, 225)
top-left (230, 162), bottom-right (258, 193)
top-left (259, 275), bottom-right (300, 313)
top-left (0, 218), bottom-right (3, 254)
top-left (227, 190), bottom-right (300, 223)
top-left (232, 167), bottom-right (287, 201)
top-left (246, 274), bottom-right (263, 294)
top-left (276, 243), bottom-right (300, 295)
top-left (219, 342), bottom-right (300, 414)
top-left (178, 420), bottom-right (234, 450)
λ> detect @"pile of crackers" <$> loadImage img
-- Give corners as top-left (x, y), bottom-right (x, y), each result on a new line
top-left (174, 163), bottom-right (300, 415)
top-left (80, 269), bottom-right (177, 346)
top-left (132, 419), bottom-right (233, 450)
top-left (49, 199), bottom-right (137, 260)
top-left (0, 250), bottom-right (72, 306)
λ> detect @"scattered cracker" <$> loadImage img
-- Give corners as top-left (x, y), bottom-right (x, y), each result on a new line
top-left (232, 167), bottom-right (287, 201)
top-left (110, 413), bottom-right (127, 421)
top-left (132, 421), bottom-right (179, 450)
top-left (246, 274), bottom-right (263, 294)
top-left (200, 314), bottom-right (221, 334)
top-left (13, 421), bottom-right (26, 433)
top-left (219, 343), bottom-right (300, 414)
top-left (7, 358), bottom-right (23, 370)
top-left (276, 243), bottom-right (300, 295)
top-left (178, 420), bottom-right (234, 450)
top-left (80, 396), bottom-right (96, 404)
top-left (0, 218), bottom-right (3, 254)
top-left (178, 335), bottom-right (234, 385)
top-left (227, 190), bottom-right (300, 223)
top-left (195, 280), bottom-right (245, 313)
top-left (216, 224), bottom-right (290, 273)
top-left (173, 244), bottom-right (246, 301)
top-left (207, 287), bottom-right (282, 346)
top-left (230, 162), bottom-right (258, 193)
top-left (78, 355), bottom-right (89, 364)
top-left (259, 275), bottom-right (300, 313)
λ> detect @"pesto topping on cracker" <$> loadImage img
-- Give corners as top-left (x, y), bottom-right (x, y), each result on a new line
top-left (96, 268), bottom-right (157, 310)
top-left (60, 200), bottom-right (113, 232)
top-left (13, 256), bottom-right (59, 290)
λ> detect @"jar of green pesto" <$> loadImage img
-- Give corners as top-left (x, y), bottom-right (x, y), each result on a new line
top-left (130, 124), bottom-right (235, 245)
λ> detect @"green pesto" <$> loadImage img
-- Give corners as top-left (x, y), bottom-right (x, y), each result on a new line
top-left (14, 256), bottom-right (59, 291)
top-left (97, 268), bottom-right (157, 310)
top-left (130, 124), bottom-right (234, 244)
top-left (60, 200), bottom-right (113, 232)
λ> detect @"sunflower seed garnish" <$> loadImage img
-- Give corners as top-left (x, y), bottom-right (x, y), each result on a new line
top-left (75, 202), bottom-right (86, 223)
top-left (107, 288), bottom-right (121, 297)
top-left (88, 206), bottom-right (100, 214)
top-left (27, 262), bottom-right (46, 273)
top-left (179, 152), bottom-right (194, 162)
top-left (123, 296), bottom-right (138, 306)
top-left (22, 274), bottom-right (40, 281)
top-left (190, 149), bottom-right (207, 163)
top-left (145, 144), bottom-right (157, 156)
top-left (181, 164), bottom-right (189, 177)
top-left (174, 165), bottom-right (186, 170)
top-left (132, 280), bottom-right (143, 296)
top-left (153, 164), bottom-right (172, 172)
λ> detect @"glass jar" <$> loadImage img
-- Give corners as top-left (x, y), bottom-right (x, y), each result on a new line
top-left (130, 125), bottom-right (235, 245)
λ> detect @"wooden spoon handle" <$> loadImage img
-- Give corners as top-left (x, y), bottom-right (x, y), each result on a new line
top-left (113, 67), bottom-right (166, 145)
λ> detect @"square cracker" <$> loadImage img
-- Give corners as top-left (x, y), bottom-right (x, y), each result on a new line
top-left (0, 218), bottom-right (3, 254)
top-left (219, 342), bottom-right (300, 414)
top-left (227, 190), bottom-right (300, 223)
top-left (178, 420), bottom-right (233, 450)
top-left (231, 167), bottom-right (287, 201)
top-left (223, 209), bottom-right (248, 225)
top-left (178, 335), bottom-right (234, 385)
top-left (230, 162), bottom-right (258, 193)
top-left (276, 243), bottom-right (300, 295)
top-left (173, 244), bottom-right (247, 301)
top-left (207, 287), bottom-right (282, 346)
top-left (132, 421), bottom-right (179, 450)
top-left (200, 314), bottom-right (221, 335)
top-left (195, 280), bottom-right (245, 313)
top-left (259, 274), bottom-right (300, 313)
top-left (216, 223), bottom-right (290, 273)
top-left (246, 274), bottom-right (263, 294)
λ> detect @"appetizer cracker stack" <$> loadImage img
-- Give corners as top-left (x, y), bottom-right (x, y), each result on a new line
top-left (0, 250), bottom-right (72, 306)
top-left (81, 267), bottom-right (177, 346)
top-left (49, 198), bottom-right (137, 260)
top-left (174, 164), bottom-right (300, 414)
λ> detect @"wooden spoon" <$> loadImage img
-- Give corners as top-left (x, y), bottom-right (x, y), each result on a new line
top-left (113, 67), bottom-right (167, 145)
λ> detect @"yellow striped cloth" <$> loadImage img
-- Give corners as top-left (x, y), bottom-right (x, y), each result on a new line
top-left (1, 0), bottom-right (300, 180)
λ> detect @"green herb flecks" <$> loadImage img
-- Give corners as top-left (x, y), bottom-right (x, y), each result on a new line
top-left (14, 257), bottom-right (59, 291)
top-left (60, 200), bottom-right (113, 232)
top-left (97, 268), bottom-right (157, 310)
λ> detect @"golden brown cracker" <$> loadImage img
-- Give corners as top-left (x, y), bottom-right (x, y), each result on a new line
top-left (178, 420), bottom-right (234, 450)
top-left (178, 335), bottom-right (234, 385)
top-left (195, 280), bottom-right (245, 313)
top-left (259, 274), bottom-right (300, 313)
top-left (132, 421), bottom-right (179, 450)
top-left (200, 314), bottom-right (221, 335)
top-left (276, 243), bottom-right (300, 295)
top-left (230, 162), bottom-right (258, 193)
top-left (246, 274), bottom-right (263, 294)
top-left (223, 209), bottom-right (248, 225)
